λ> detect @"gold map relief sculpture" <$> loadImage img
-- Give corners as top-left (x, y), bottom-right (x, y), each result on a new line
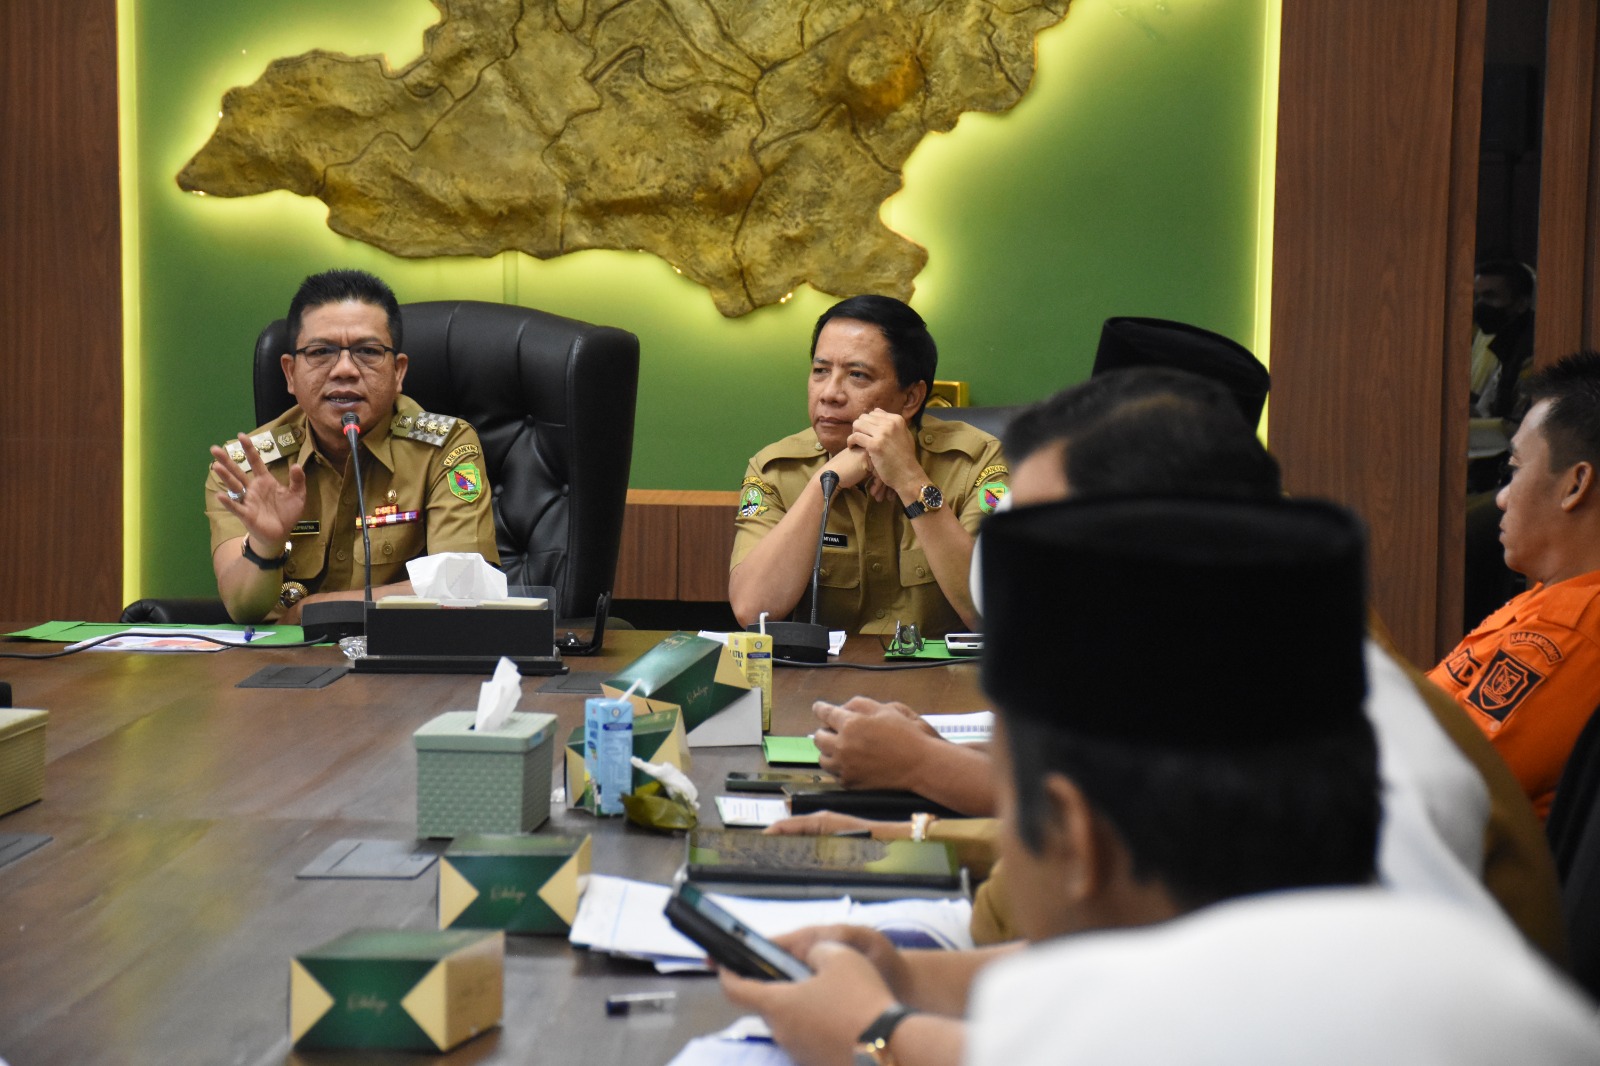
top-left (179, 0), bottom-right (1071, 317)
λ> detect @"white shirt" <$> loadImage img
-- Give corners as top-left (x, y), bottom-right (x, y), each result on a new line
top-left (967, 889), bottom-right (1600, 1066)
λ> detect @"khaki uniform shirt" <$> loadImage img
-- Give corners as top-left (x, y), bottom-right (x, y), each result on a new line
top-left (206, 395), bottom-right (500, 615)
top-left (730, 415), bottom-right (1009, 638)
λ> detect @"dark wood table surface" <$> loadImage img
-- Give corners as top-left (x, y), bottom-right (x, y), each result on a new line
top-left (0, 628), bottom-right (985, 1065)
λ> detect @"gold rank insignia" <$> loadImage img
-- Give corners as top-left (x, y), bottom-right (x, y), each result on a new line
top-left (392, 409), bottom-right (458, 446)
top-left (386, 488), bottom-right (398, 504)
top-left (276, 428), bottom-right (299, 450)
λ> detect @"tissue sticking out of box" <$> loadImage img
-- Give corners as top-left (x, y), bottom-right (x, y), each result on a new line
top-left (406, 552), bottom-right (509, 604)
top-left (475, 657), bottom-right (522, 732)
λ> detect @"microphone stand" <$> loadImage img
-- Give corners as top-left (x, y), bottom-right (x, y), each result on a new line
top-left (748, 470), bottom-right (837, 663)
top-left (342, 413), bottom-right (374, 604)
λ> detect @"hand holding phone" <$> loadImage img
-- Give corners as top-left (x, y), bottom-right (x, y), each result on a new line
top-left (664, 882), bottom-right (813, 981)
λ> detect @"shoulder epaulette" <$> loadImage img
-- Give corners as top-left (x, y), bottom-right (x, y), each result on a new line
top-left (391, 409), bottom-right (459, 447)
top-left (221, 426), bottom-right (299, 472)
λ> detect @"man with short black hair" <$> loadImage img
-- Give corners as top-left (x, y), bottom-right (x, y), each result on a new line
top-left (1434, 350), bottom-right (1600, 818)
top-left (729, 295), bottom-right (1007, 637)
top-left (205, 269), bottom-right (498, 623)
top-left (720, 497), bottom-right (1600, 1066)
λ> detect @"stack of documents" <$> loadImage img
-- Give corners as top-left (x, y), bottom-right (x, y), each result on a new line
top-left (568, 874), bottom-right (972, 973)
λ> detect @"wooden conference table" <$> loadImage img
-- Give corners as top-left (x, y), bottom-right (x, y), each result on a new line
top-left (0, 628), bottom-right (985, 1065)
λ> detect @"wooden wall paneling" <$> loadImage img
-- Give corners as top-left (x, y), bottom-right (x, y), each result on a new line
top-left (613, 492), bottom-right (679, 600)
top-left (1581, 5), bottom-right (1600, 347)
top-left (1437, 0), bottom-right (1492, 655)
top-left (676, 492), bottom-right (739, 602)
top-left (1271, 0), bottom-right (1484, 665)
top-left (1536, 0), bottom-right (1599, 363)
top-left (0, 0), bottom-right (123, 623)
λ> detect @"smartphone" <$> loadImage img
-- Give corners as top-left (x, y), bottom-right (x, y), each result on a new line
top-left (944, 633), bottom-right (983, 656)
top-left (724, 770), bottom-right (831, 794)
top-left (663, 881), bottom-right (813, 981)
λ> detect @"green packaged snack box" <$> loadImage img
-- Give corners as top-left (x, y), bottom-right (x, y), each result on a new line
top-left (439, 833), bottom-right (592, 934)
top-left (563, 707), bottom-right (689, 813)
top-left (289, 928), bottom-right (503, 1051)
top-left (413, 711), bottom-right (556, 837)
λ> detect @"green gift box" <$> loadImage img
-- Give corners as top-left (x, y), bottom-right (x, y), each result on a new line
top-left (603, 631), bottom-right (762, 746)
top-left (563, 707), bottom-right (689, 813)
top-left (0, 708), bottom-right (47, 817)
top-left (413, 711), bottom-right (556, 838)
top-left (289, 928), bottom-right (503, 1052)
top-left (439, 833), bottom-right (592, 934)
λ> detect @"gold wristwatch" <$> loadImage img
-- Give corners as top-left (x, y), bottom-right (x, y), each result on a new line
top-left (903, 484), bottom-right (944, 519)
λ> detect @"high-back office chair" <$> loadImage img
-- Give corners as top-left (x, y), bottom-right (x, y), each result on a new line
top-left (1546, 703), bottom-right (1600, 998)
top-left (122, 300), bottom-right (639, 624)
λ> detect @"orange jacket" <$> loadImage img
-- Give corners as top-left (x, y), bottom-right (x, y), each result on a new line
top-left (1429, 572), bottom-right (1600, 818)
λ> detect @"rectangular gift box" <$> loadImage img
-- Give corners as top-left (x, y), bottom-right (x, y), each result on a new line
top-left (438, 833), bottom-right (592, 934)
top-left (0, 708), bottom-right (48, 817)
top-left (563, 708), bottom-right (689, 813)
top-left (413, 711), bottom-right (556, 837)
top-left (290, 928), bottom-right (503, 1052)
top-left (603, 632), bottom-right (762, 747)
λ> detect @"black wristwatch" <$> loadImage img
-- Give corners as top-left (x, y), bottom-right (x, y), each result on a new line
top-left (241, 537), bottom-right (291, 570)
top-left (903, 483), bottom-right (944, 520)
top-left (854, 1003), bottom-right (919, 1066)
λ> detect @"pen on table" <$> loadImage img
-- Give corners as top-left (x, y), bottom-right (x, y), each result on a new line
top-left (242, 626), bottom-right (256, 643)
top-left (605, 990), bottom-right (676, 1016)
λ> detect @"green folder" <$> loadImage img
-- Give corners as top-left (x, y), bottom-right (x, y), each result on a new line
top-left (763, 735), bottom-right (822, 766)
top-left (6, 620), bottom-right (305, 646)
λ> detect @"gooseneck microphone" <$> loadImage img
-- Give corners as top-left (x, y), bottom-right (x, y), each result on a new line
top-left (342, 413), bottom-right (374, 602)
top-left (746, 468), bottom-right (837, 664)
top-left (811, 470), bottom-right (840, 625)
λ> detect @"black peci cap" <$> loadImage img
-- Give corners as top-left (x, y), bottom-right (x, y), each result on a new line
top-left (1093, 317), bottom-right (1270, 427)
top-left (979, 496), bottom-right (1368, 749)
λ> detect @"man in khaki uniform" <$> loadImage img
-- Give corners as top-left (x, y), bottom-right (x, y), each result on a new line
top-left (729, 295), bottom-right (1007, 638)
top-left (205, 269), bottom-right (498, 623)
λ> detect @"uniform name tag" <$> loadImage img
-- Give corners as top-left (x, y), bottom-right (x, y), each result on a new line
top-left (821, 533), bottom-right (850, 548)
top-left (290, 521), bottom-right (321, 536)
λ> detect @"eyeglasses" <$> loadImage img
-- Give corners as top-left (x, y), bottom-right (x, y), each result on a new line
top-left (291, 343), bottom-right (396, 369)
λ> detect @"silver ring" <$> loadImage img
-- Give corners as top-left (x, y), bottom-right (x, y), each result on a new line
top-left (227, 489), bottom-right (245, 502)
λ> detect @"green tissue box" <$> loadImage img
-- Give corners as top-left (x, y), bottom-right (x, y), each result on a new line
top-left (413, 711), bottom-right (556, 838)
top-left (0, 709), bottom-right (47, 817)
top-left (439, 833), bottom-right (592, 934)
top-left (290, 927), bottom-right (503, 1051)
top-left (563, 708), bottom-right (689, 813)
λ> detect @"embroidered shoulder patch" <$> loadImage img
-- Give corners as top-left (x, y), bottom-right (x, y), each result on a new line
top-left (737, 475), bottom-right (776, 519)
top-left (978, 480), bottom-right (1009, 514)
top-left (1443, 647), bottom-right (1482, 686)
top-left (441, 443), bottom-right (480, 469)
top-left (1465, 649), bottom-right (1545, 722)
top-left (973, 464), bottom-right (1009, 488)
top-left (448, 462), bottom-right (484, 503)
top-left (1508, 630), bottom-right (1564, 665)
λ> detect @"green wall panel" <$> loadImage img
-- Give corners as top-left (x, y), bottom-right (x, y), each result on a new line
top-left (129, 0), bottom-right (1271, 597)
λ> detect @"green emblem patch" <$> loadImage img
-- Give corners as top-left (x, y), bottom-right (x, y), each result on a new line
top-left (738, 484), bottom-right (768, 519)
top-left (448, 462), bottom-right (483, 502)
top-left (979, 480), bottom-right (1009, 514)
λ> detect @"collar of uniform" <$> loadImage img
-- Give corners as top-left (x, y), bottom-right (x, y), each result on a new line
top-left (1525, 570), bottom-right (1600, 630)
top-left (285, 402), bottom-right (400, 473)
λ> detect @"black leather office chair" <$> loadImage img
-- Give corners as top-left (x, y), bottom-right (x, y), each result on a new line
top-left (1546, 703), bottom-right (1600, 997)
top-left (123, 300), bottom-right (639, 623)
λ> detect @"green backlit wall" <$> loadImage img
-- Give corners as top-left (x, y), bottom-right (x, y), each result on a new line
top-left (129, 0), bottom-right (1271, 597)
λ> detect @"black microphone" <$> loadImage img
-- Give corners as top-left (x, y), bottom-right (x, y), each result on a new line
top-left (811, 470), bottom-right (840, 625)
top-left (342, 413), bottom-right (374, 603)
top-left (746, 469), bottom-right (837, 664)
